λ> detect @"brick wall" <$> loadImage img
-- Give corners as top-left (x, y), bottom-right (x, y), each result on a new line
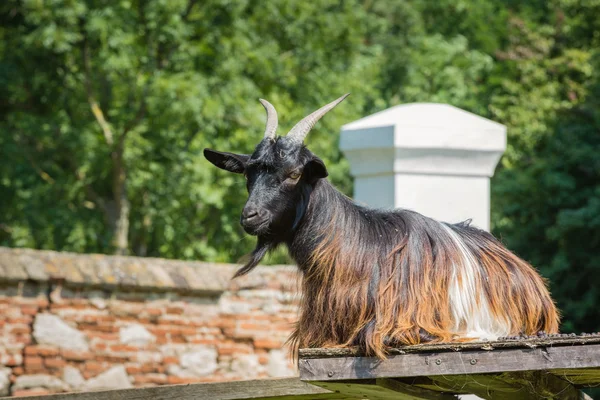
top-left (0, 247), bottom-right (300, 397)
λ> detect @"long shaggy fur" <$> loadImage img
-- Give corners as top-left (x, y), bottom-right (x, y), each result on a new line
top-left (287, 179), bottom-right (559, 358)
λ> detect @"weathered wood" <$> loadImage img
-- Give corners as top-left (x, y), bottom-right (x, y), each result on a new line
top-left (551, 368), bottom-right (600, 386)
top-left (299, 344), bottom-right (600, 381)
top-left (0, 378), bottom-right (344, 400)
top-left (376, 378), bottom-right (458, 399)
top-left (425, 372), bottom-right (582, 400)
top-left (427, 374), bottom-right (536, 400)
top-left (299, 335), bottom-right (600, 359)
top-left (312, 379), bottom-right (458, 400)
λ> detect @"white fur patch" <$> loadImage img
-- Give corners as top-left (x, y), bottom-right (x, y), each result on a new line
top-left (441, 224), bottom-right (511, 340)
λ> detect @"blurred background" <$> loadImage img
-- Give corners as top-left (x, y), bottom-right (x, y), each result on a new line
top-left (0, 0), bottom-right (599, 395)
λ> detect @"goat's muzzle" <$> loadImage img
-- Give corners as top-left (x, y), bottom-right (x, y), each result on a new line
top-left (241, 206), bottom-right (271, 235)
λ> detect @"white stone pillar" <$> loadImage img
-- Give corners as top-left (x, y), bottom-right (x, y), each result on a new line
top-left (339, 103), bottom-right (506, 231)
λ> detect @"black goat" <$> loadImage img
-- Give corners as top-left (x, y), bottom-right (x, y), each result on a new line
top-left (204, 95), bottom-right (559, 358)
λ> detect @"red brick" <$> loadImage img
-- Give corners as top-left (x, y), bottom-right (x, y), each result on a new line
top-left (79, 323), bottom-right (117, 333)
top-left (253, 338), bottom-right (283, 350)
top-left (25, 345), bottom-right (59, 357)
top-left (92, 342), bottom-right (107, 351)
top-left (207, 318), bottom-right (236, 329)
top-left (81, 315), bottom-right (115, 323)
top-left (61, 350), bottom-right (94, 361)
top-left (132, 374), bottom-right (149, 384)
top-left (20, 306), bottom-right (39, 316)
top-left (163, 356), bottom-right (179, 364)
top-left (125, 365), bottom-right (142, 374)
top-left (155, 336), bottom-right (169, 345)
top-left (9, 324), bottom-right (31, 334)
top-left (146, 373), bottom-right (168, 384)
top-left (140, 363), bottom-right (166, 373)
top-left (147, 326), bottom-right (171, 336)
top-left (145, 308), bottom-right (163, 316)
top-left (84, 361), bottom-right (104, 373)
top-left (167, 376), bottom-right (202, 385)
top-left (166, 307), bottom-right (184, 315)
top-left (96, 354), bottom-right (130, 363)
top-left (238, 314), bottom-right (272, 321)
top-left (7, 316), bottom-right (33, 324)
top-left (82, 371), bottom-right (95, 380)
top-left (45, 357), bottom-right (66, 368)
top-left (179, 327), bottom-right (197, 336)
top-left (189, 338), bottom-right (220, 345)
top-left (239, 323), bottom-right (266, 330)
top-left (24, 356), bottom-right (43, 368)
top-left (258, 354), bottom-right (269, 364)
top-left (157, 317), bottom-right (189, 326)
top-left (110, 344), bottom-right (138, 352)
top-left (170, 335), bottom-right (187, 344)
top-left (157, 324), bottom-right (183, 334)
top-left (217, 342), bottom-right (253, 356)
top-left (12, 389), bottom-right (51, 397)
top-left (24, 366), bottom-right (45, 374)
top-left (12, 367), bottom-right (25, 375)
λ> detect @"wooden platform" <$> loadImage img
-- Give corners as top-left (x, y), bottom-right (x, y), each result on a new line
top-left (4, 335), bottom-right (599, 399)
top-left (299, 334), bottom-right (600, 399)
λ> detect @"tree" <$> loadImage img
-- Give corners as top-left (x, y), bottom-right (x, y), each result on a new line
top-left (0, 0), bottom-right (383, 260)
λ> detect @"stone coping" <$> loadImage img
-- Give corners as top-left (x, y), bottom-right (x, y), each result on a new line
top-left (0, 247), bottom-right (294, 295)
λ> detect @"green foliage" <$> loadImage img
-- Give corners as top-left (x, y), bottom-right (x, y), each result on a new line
top-left (1, 0), bottom-right (599, 333)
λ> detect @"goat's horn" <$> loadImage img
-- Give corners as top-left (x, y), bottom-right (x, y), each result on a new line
top-left (286, 93), bottom-right (350, 144)
top-left (259, 99), bottom-right (278, 139)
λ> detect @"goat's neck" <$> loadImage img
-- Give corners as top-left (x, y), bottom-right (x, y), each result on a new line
top-left (286, 178), bottom-right (356, 271)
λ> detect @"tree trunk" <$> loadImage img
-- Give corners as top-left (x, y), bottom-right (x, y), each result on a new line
top-left (112, 146), bottom-right (129, 255)
top-left (113, 193), bottom-right (130, 255)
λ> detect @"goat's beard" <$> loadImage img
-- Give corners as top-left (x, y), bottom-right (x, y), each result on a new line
top-left (233, 237), bottom-right (274, 278)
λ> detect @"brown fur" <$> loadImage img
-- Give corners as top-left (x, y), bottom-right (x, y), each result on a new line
top-left (288, 181), bottom-right (559, 359)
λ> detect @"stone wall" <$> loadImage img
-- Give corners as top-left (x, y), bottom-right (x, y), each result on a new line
top-left (0, 247), bottom-right (300, 397)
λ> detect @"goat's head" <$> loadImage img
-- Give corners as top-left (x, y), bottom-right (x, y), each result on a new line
top-left (204, 94), bottom-right (348, 239)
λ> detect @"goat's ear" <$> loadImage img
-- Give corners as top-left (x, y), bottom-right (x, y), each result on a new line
top-left (304, 156), bottom-right (328, 183)
top-left (203, 149), bottom-right (249, 174)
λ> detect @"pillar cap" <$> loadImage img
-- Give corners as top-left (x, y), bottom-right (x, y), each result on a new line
top-left (340, 103), bottom-right (507, 177)
top-left (341, 103), bottom-right (506, 152)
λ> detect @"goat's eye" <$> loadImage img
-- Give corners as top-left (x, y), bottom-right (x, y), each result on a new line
top-left (288, 171), bottom-right (301, 180)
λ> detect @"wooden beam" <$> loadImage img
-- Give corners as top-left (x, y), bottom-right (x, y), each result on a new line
top-left (299, 335), bottom-right (600, 359)
top-left (551, 368), bottom-right (600, 386)
top-left (376, 378), bottom-right (458, 399)
top-left (0, 378), bottom-right (343, 400)
top-left (312, 379), bottom-right (458, 400)
top-left (426, 372), bottom-right (583, 400)
top-left (299, 344), bottom-right (600, 381)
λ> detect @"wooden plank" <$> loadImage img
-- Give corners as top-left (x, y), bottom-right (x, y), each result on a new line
top-left (0, 378), bottom-right (346, 400)
top-left (376, 378), bottom-right (458, 399)
top-left (299, 344), bottom-right (600, 381)
top-left (551, 368), bottom-right (600, 386)
top-left (299, 335), bottom-right (600, 359)
top-left (426, 374), bottom-right (534, 400)
top-left (428, 372), bottom-right (582, 400)
top-left (312, 379), bottom-right (457, 400)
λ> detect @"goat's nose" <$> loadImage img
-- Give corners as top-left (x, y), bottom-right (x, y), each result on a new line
top-left (242, 206), bottom-right (259, 220)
